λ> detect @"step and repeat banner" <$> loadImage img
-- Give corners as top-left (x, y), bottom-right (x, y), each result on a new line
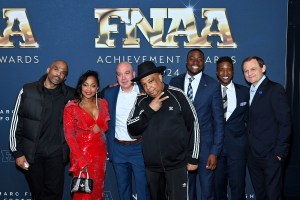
top-left (0, 0), bottom-right (288, 199)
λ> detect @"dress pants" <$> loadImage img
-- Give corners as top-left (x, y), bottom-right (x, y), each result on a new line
top-left (248, 152), bottom-right (284, 200)
top-left (214, 155), bottom-right (246, 200)
top-left (25, 153), bottom-right (65, 200)
top-left (112, 142), bottom-right (150, 200)
top-left (189, 159), bottom-right (215, 200)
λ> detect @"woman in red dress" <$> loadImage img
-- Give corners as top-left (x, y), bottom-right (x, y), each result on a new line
top-left (63, 70), bottom-right (110, 200)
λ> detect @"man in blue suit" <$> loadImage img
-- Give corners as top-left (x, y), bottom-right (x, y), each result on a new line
top-left (169, 49), bottom-right (224, 200)
top-left (242, 56), bottom-right (291, 200)
top-left (104, 62), bottom-right (150, 200)
top-left (214, 56), bottom-right (249, 200)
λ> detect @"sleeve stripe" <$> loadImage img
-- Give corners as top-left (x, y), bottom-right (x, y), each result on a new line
top-left (169, 86), bottom-right (200, 159)
top-left (9, 89), bottom-right (23, 152)
top-left (127, 94), bottom-right (147, 125)
top-left (127, 95), bottom-right (138, 125)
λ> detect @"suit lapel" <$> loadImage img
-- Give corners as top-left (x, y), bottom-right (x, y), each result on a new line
top-left (178, 73), bottom-right (207, 102)
top-left (194, 73), bottom-right (208, 101)
top-left (111, 86), bottom-right (120, 120)
top-left (227, 83), bottom-right (239, 122)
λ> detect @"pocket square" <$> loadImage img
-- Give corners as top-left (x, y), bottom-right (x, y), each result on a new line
top-left (240, 102), bottom-right (247, 106)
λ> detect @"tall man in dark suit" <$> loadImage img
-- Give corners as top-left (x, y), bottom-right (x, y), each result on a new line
top-left (214, 56), bottom-right (249, 200)
top-left (169, 49), bottom-right (224, 200)
top-left (104, 62), bottom-right (150, 200)
top-left (242, 56), bottom-right (291, 200)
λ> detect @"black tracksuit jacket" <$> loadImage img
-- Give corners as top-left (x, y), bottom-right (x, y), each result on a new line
top-left (127, 84), bottom-right (200, 171)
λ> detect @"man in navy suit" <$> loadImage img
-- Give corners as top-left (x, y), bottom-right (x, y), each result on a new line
top-left (169, 49), bottom-right (224, 200)
top-left (214, 56), bottom-right (249, 200)
top-left (242, 56), bottom-right (291, 200)
top-left (104, 62), bottom-right (150, 200)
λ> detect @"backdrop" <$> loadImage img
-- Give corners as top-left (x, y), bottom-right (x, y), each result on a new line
top-left (0, 0), bottom-right (288, 199)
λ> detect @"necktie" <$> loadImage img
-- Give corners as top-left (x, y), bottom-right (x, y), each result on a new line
top-left (187, 77), bottom-right (195, 102)
top-left (222, 86), bottom-right (228, 119)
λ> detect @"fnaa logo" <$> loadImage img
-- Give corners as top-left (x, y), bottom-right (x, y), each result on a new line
top-left (95, 8), bottom-right (236, 48)
top-left (1, 8), bottom-right (237, 49)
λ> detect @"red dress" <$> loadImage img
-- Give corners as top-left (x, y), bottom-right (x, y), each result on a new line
top-left (63, 98), bottom-right (110, 200)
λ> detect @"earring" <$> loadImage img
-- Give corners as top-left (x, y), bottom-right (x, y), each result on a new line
top-left (95, 91), bottom-right (99, 109)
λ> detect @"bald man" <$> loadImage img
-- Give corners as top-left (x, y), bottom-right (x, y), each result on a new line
top-left (104, 62), bottom-right (150, 200)
top-left (10, 60), bottom-right (75, 200)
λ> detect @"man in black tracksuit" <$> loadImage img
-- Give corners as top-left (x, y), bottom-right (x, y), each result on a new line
top-left (127, 61), bottom-right (200, 200)
top-left (9, 60), bottom-right (74, 200)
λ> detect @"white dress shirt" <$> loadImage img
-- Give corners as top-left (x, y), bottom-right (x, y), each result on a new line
top-left (222, 81), bottom-right (236, 121)
top-left (184, 72), bottom-right (202, 101)
top-left (249, 75), bottom-right (266, 105)
top-left (115, 84), bottom-right (139, 141)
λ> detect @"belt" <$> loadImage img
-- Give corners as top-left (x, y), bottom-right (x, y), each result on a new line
top-left (114, 137), bottom-right (143, 145)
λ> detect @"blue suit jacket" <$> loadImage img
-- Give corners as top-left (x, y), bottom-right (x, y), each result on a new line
top-left (247, 77), bottom-right (291, 159)
top-left (223, 83), bottom-right (249, 159)
top-left (169, 73), bottom-right (224, 159)
top-left (104, 85), bottom-right (142, 162)
top-left (104, 86), bottom-right (120, 162)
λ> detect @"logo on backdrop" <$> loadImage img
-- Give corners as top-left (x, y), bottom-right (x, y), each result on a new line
top-left (1, 8), bottom-right (236, 49)
top-left (0, 109), bottom-right (14, 123)
top-left (0, 9), bottom-right (38, 48)
top-left (245, 193), bottom-right (255, 199)
top-left (0, 9), bottom-right (40, 64)
top-left (103, 191), bottom-right (113, 200)
top-left (1, 150), bottom-right (14, 162)
top-left (95, 8), bottom-right (236, 48)
top-left (1, 7), bottom-right (236, 66)
top-left (103, 192), bottom-right (137, 200)
top-left (0, 191), bottom-right (31, 200)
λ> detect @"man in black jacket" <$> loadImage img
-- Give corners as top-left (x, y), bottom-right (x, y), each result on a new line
top-left (127, 61), bottom-right (200, 200)
top-left (9, 60), bottom-right (74, 200)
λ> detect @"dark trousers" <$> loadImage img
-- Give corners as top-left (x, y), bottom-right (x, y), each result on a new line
top-left (145, 166), bottom-right (188, 200)
top-left (189, 159), bottom-right (215, 200)
top-left (214, 155), bottom-right (246, 200)
top-left (248, 152), bottom-right (284, 200)
top-left (25, 154), bottom-right (65, 200)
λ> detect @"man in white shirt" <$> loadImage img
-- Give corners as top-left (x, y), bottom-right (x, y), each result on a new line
top-left (214, 56), bottom-right (249, 200)
top-left (104, 62), bottom-right (150, 200)
top-left (169, 49), bottom-right (224, 200)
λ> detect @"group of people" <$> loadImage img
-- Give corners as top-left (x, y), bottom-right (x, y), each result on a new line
top-left (9, 48), bottom-right (291, 200)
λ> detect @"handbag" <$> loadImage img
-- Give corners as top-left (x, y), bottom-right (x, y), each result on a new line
top-left (70, 170), bottom-right (94, 193)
